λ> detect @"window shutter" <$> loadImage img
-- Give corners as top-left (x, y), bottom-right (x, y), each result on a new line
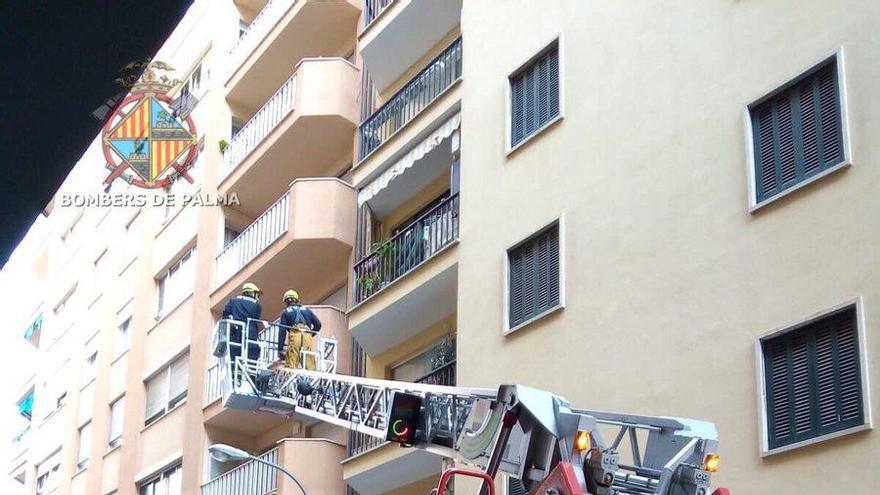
top-left (751, 59), bottom-right (843, 203)
top-left (169, 353), bottom-right (190, 405)
top-left (144, 374), bottom-right (167, 421)
top-left (77, 422), bottom-right (92, 465)
top-left (763, 306), bottom-right (863, 449)
top-left (508, 478), bottom-right (528, 495)
top-left (509, 224), bottom-right (560, 328)
top-left (510, 42), bottom-right (560, 147)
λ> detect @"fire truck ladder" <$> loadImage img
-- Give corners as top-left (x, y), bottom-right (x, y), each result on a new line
top-left (212, 319), bottom-right (724, 495)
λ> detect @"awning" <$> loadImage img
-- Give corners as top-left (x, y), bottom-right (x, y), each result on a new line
top-left (358, 112), bottom-right (461, 206)
top-left (23, 314), bottom-right (42, 340)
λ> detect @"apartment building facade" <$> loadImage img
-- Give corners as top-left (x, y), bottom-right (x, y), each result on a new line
top-left (6, 1), bottom-right (878, 495)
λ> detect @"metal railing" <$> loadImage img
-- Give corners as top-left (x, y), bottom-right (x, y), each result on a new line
top-left (214, 193), bottom-right (290, 287)
top-left (201, 447), bottom-right (279, 495)
top-left (12, 425), bottom-right (30, 445)
top-left (358, 38), bottom-right (462, 160)
top-left (415, 361), bottom-right (456, 386)
top-left (354, 193), bottom-right (459, 303)
top-left (222, 72), bottom-right (298, 176)
top-left (363, 0), bottom-right (393, 27)
top-left (230, 0), bottom-right (296, 59)
top-left (205, 364), bottom-right (223, 405)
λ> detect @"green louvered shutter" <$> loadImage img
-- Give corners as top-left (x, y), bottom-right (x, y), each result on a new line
top-left (510, 42), bottom-right (560, 147)
top-left (508, 224), bottom-right (560, 329)
top-left (763, 306), bottom-right (864, 449)
top-left (751, 58), bottom-right (844, 203)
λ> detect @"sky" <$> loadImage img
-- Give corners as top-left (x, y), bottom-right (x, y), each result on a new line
top-left (0, 0), bottom-right (191, 266)
top-left (0, 1), bottom-right (190, 489)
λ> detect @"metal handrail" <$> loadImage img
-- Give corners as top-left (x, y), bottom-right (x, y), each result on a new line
top-left (353, 193), bottom-right (459, 303)
top-left (358, 38), bottom-right (462, 160)
top-left (222, 72), bottom-right (298, 175)
top-left (230, 0), bottom-right (297, 57)
top-left (415, 360), bottom-right (456, 386)
top-left (363, 0), bottom-right (393, 27)
top-left (214, 193), bottom-right (290, 287)
top-left (201, 447), bottom-right (279, 495)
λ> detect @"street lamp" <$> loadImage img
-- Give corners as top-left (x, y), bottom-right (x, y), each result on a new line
top-left (208, 443), bottom-right (309, 495)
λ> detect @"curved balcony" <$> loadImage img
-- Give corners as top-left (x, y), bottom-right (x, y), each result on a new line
top-left (221, 58), bottom-right (360, 217)
top-left (211, 178), bottom-right (356, 318)
top-left (227, 0), bottom-right (361, 110)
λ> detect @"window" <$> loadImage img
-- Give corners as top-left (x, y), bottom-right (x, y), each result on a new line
top-left (76, 422), bottom-right (91, 470)
top-left (238, 19), bottom-right (249, 38)
top-left (749, 56), bottom-right (846, 205)
top-left (760, 304), bottom-right (866, 452)
top-left (509, 40), bottom-right (561, 149)
top-left (507, 222), bottom-right (561, 331)
top-left (35, 452), bottom-right (61, 495)
top-left (108, 397), bottom-right (125, 449)
top-left (144, 353), bottom-right (189, 426)
top-left (116, 317), bottom-right (131, 356)
top-left (62, 211), bottom-right (84, 242)
top-left (83, 332), bottom-right (99, 383)
top-left (392, 334), bottom-right (456, 385)
top-left (231, 117), bottom-right (244, 138)
top-left (156, 246), bottom-right (196, 317)
top-left (138, 463), bottom-right (182, 495)
top-left (507, 476), bottom-right (527, 495)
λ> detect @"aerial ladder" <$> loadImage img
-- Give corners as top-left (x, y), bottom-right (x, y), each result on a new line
top-left (213, 319), bottom-right (728, 495)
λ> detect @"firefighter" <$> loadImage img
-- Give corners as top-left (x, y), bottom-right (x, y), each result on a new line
top-left (222, 282), bottom-right (264, 365)
top-left (277, 290), bottom-right (322, 370)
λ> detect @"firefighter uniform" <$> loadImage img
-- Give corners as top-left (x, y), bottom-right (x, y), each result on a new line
top-left (277, 304), bottom-right (322, 370)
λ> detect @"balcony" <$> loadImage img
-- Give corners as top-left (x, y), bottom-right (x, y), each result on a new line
top-left (205, 306), bottom-right (352, 432)
top-left (221, 58), bottom-right (360, 215)
top-left (360, 0), bottom-right (461, 92)
top-left (349, 194), bottom-right (459, 355)
top-left (227, 0), bottom-right (361, 110)
top-left (202, 446), bottom-right (279, 495)
top-left (202, 440), bottom-right (346, 495)
top-left (358, 38), bottom-right (461, 161)
top-left (210, 178), bottom-right (355, 316)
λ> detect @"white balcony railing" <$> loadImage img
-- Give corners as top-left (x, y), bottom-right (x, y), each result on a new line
top-left (230, 0), bottom-right (297, 65)
top-left (201, 447), bottom-right (279, 495)
top-left (214, 193), bottom-right (290, 287)
top-left (204, 364), bottom-right (223, 405)
top-left (222, 72), bottom-right (298, 177)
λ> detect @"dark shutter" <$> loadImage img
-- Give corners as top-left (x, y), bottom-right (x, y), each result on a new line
top-left (751, 58), bottom-right (844, 203)
top-left (763, 306), bottom-right (863, 449)
top-left (510, 42), bottom-right (560, 147)
top-left (508, 224), bottom-right (560, 329)
top-left (508, 478), bottom-right (528, 495)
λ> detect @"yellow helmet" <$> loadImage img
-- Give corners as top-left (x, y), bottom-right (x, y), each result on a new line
top-left (283, 289), bottom-right (299, 303)
top-left (242, 282), bottom-right (262, 294)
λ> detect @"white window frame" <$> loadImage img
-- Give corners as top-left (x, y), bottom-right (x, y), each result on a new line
top-left (76, 421), bottom-right (92, 471)
top-left (35, 451), bottom-right (61, 495)
top-left (115, 316), bottom-right (132, 357)
top-left (743, 47), bottom-right (852, 212)
top-left (143, 352), bottom-right (189, 426)
top-left (108, 395), bottom-right (125, 450)
top-left (754, 296), bottom-right (873, 457)
top-left (137, 462), bottom-right (182, 495)
top-left (505, 33), bottom-right (565, 156)
top-left (502, 216), bottom-right (566, 336)
top-left (156, 245), bottom-right (196, 319)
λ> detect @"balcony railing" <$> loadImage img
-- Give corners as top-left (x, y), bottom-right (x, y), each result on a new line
top-left (363, 0), bottom-right (393, 27)
top-left (215, 193), bottom-right (290, 287)
top-left (353, 193), bottom-right (459, 304)
top-left (205, 364), bottom-right (222, 405)
top-left (231, 0), bottom-right (296, 61)
top-left (415, 360), bottom-right (456, 386)
top-left (358, 38), bottom-right (462, 160)
top-left (201, 447), bottom-right (279, 495)
top-left (222, 73), bottom-right (298, 177)
top-left (12, 425), bottom-right (30, 446)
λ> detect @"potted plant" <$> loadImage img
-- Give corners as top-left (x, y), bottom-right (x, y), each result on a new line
top-left (218, 139), bottom-right (229, 153)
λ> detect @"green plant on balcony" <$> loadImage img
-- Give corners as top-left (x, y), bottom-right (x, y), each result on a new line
top-left (357, 273), bottom-right (380, 294)
top-left (218, 139), bottom-right (229, 153)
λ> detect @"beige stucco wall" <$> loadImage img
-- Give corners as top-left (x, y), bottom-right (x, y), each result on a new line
top-left (457, 0), bottom-right (879, 493)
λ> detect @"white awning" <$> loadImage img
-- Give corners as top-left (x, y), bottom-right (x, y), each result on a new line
top-left (358, 112), bottom-right (461, 206)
